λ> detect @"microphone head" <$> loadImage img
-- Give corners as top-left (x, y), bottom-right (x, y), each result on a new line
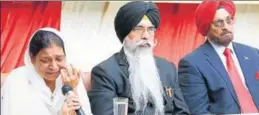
top-left (62, 85), bottom-right (73, 95)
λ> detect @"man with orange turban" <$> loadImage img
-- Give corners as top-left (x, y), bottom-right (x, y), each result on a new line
top-left (178, 0), bottom-right (259, 114)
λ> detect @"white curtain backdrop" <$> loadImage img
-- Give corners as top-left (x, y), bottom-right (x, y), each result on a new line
top-left (61, 1), bottom-right (106, 72)
top-left (90, 2), bottom-right (127, 69)
top-left (60, 1), bottom-right (259, 72)
top-left (234, 4), bottom-right (259, 48)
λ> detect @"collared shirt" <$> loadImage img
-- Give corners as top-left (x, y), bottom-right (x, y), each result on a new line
top-left (209, 40), bottom-right (248, 90)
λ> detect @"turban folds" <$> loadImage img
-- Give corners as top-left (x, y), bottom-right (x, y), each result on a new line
top-left (114, 1), bottom-right (160, 43)
top-left (195, 0), bottom-right (236, 36)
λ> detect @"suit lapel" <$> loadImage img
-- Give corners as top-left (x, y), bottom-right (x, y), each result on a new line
top-left (115, 49), bottom-right (135, 108)
top-left (116, 48), bottom-right (130, 77)
top-left (232, 43), bottom-right (259, 106)
top-left (233, 43), bottom-right (255, 80)
top-left (202, 41), bottom-right (239, 104)
top-left (233, 43), bottom-right (255, 85)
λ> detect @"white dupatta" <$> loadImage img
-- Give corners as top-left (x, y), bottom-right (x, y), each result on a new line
top-left (1, 28), bottom-right (92, 115)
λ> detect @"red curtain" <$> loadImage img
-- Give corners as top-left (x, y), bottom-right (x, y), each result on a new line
top-left (154, 3), bottom-right (205, 66)
top-left (1, 1), bottom-right (61, 73)
top-left (1, 2), bottom-right (206, 73)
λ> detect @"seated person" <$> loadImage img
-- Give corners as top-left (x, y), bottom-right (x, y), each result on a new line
top-left (178, 1), bottom-right (259, 114)
top-left (88, 1), bottom-right (190, 115)
top-left (1, 28), bottom-right (92, 115)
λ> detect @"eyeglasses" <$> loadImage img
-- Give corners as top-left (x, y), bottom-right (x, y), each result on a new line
top-left (132, 26), bottom-right (156, 36)
top-left (212, 16), bottom-right (233, 28)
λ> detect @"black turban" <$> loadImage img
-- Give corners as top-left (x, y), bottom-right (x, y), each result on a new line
top-left (114, 1), bottom-right (160, 43)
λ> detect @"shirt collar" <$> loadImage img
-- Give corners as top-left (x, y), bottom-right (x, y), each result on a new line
top-left (208, 40), bottom-right (234, 55)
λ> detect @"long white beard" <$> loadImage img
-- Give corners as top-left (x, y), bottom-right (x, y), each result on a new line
top-left (123, 39), bottom-right (164, 115)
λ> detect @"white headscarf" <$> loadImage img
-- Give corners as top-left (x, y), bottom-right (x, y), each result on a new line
top-left (1, 27), bottom-right (92, 115)
top-left (23, 27), bottom-right (65, 66)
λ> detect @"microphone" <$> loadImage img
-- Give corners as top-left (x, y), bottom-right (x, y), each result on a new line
top-left (62, 85), bottom-right (85, 115)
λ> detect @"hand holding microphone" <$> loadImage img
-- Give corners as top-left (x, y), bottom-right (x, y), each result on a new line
top-left (59, 64), bottom-right (85, 115)
top-left (62, 85), bottom-right (85, 115)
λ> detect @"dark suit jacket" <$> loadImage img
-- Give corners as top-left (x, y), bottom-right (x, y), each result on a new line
top-left (88, 49), bottom-right (190, 115)
top-left (178, 41), bottom-right (259, 114)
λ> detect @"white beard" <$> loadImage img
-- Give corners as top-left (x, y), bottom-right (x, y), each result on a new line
top-left (123, 38), bottom-right (164, 115)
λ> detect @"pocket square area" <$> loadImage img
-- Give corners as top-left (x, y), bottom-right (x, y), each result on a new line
top-left (256, 72), bottom-right (259, 80)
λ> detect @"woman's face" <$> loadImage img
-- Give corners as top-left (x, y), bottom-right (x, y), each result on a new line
top-left (31, 44), bottom-right (66, 81)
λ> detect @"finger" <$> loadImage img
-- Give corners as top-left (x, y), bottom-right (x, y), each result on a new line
top-left (60, 64), bottom-right (69, 72)
top-left (70, 64), bottom-right (77, 76)
top-left (71, 96), bottom-right (80, 103)
top-left (65, 75), bottom-right (71, 83)
top-left (61, 69), bottom-right (67, 83)
top-left (73, 69), bottom-right (80, 84)
top-left (68, 98), bottom-right (81, 110)
top-left (61, 64), bottom-right (73, 78)
top-left (72, 105), bottom-right (81, 110)
top-left (63, 75), bottom-right (70, 84)
top-left (71, 68), bottom-right (78, 86)
top-left (65, 64), bottom-right (72, 78)
top-left (67, 99), bottom-right (79, 104)
top-left (68, 98), bottom-right (79, 104)
top-left (62, 68), bottom-right (70, 78)
top-left (65, 96), bottom-right (74, 105)
top-left (64, 71), bottom-right (71, 83)
top-left (78, 70), bottom-right (82, 79)
top-left (67, 101), bottom-right (76, 109)
top-left (71, 101), bottom-right (81, 106)
top-left (70, 66), bottom-right (78, 84)
top-left (66, 101), bottom-right (72, 108)
top-left (71, 99), bottom-right (80, 104)
top-left (66, 101), bottom-right (71, 108)
top-left (61, 69), bottom-right (64, 82)
top-left (75, 69), bottom-right (80, 80)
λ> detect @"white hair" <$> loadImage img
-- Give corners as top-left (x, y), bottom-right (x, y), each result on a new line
top-left (123, 37), bottom-right (164, 115)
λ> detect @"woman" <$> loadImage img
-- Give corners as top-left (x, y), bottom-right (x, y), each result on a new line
top-left (1, 28), bottom-right (92, 115)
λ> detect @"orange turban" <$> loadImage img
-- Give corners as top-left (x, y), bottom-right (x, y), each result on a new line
top-left (195, 0), bottom-right (236, 36)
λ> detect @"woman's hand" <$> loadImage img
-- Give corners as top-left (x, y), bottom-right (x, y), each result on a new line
top-left (61, 64), bottom-right (80, 88)
top-left (61, 93), bottom-right (81, 115)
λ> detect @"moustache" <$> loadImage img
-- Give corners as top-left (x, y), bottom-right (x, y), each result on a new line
top-left (136, 40), bottom-right (156, 47)
top-left (220, 30), bottom-right (232, 36)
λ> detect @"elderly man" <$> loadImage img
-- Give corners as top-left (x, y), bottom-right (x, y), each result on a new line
top-left (88, 1), bottom-right (190, 115)
top-left (178, 0), bottom-right (259, 114)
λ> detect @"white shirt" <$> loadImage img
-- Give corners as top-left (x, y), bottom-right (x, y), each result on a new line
top-left (208, 40), bottom-right (248, 90)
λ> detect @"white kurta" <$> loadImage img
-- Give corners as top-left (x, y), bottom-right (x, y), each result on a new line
top-left (1, 27), bottom-right (92, 115)
top-left (1, 66), bottom-right (92, 115)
